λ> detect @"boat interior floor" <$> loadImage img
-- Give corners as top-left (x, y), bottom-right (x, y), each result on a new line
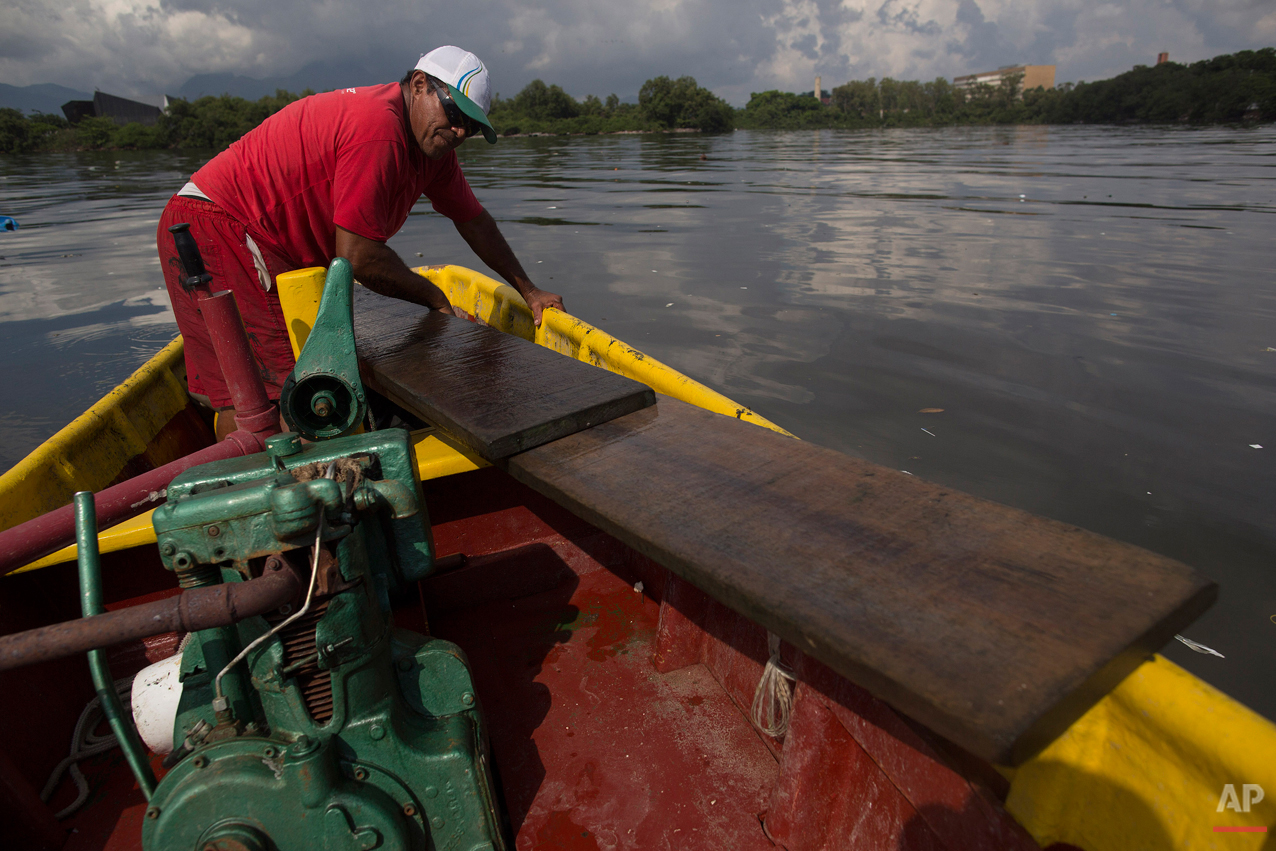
top-left (53, 467), bottom-right (784, 851)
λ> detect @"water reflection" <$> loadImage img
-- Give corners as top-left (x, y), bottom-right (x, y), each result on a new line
top-left (2, 127), bottom-right (1274, 718)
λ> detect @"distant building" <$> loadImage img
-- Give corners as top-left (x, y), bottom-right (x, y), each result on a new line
top-left (953, 64), bottom-right (1056, 93)
top-left (800, 75), bottom-right (832, 104)
top-left (61, 91), bottom-right (162, 126)
top-left (1157, 52), bottom-right (1169, 65)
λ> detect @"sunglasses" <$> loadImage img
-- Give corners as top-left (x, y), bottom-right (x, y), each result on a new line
top-left (429, 77), bottom-right (484, 138)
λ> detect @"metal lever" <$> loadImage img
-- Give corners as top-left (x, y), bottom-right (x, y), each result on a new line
top-left (168, 223), bottom-right (213, 294)
top-left (279, 258), bottom-right (367, 439)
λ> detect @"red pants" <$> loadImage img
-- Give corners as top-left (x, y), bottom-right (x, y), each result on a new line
top-left (157, 196), bottom-right (297, 408)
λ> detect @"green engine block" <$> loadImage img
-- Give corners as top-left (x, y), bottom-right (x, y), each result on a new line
top-left (139, 257), bottom-right (505, 850)
top-left (144, 429), bottom-right (505, 851)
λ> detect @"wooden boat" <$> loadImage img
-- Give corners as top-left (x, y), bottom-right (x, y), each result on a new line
top-left (0, 264), bottom-right (1272, 850)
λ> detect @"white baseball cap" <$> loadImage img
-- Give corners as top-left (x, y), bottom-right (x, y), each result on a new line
top-left (415, 46), bottom-right (497, 143)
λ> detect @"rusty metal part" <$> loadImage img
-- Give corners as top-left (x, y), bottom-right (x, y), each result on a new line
top-left (267, 598), bottom-right (334, 724)
top-left (0, 430), bottom-right (271, 576)
top-left (0, 558), bottom-right (303, 672)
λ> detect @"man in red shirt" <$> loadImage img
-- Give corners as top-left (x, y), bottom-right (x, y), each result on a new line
top-left (157, 46), bottom-right (563, 437)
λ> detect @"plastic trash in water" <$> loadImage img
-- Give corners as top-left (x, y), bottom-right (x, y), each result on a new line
top-left (0, 216), bottom-right (18, 232)
top-left (1175, 634), bottom-right (1225, 658)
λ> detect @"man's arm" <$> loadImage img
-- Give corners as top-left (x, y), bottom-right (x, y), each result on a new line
top-left (454, 209), bottom-right (564, 326)
top-left (334, 226), bottom-right (456, 316)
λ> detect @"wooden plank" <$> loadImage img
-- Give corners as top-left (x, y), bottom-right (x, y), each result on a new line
top-left (353, 287), bottom-right (655, 459)
top-left (505, 396), bottom-right (1216, 765)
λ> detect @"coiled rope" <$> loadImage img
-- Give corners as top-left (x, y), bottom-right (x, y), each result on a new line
top-left (751, 632), bottom-right (796, 738)
top-left (41, 676), bottom-right (133, 819)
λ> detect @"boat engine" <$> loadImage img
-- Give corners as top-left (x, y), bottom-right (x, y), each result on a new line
top-left (135, 259), bottom-right (506, 851)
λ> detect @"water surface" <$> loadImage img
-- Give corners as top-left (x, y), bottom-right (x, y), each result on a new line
top-left (2, 126), bottom-right (1274, 718)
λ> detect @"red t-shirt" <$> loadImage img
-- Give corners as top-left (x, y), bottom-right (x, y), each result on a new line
top-left (192, 83), bottom-right (483, 268)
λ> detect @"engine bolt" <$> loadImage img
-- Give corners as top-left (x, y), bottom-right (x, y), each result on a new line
top-left (353, 767), bottom-right (369, 781)
top-left (193, 755), bottom-right (208, 769)
top-left (370, 724), bottom-right (386, 741)
top-left (146, 807), bottom-right (161, 820)
top-left (431, 817), bottom-right (444, 829)
top-left (160, 543), bottom-right (175, 557)
top-left (461, 692), bottom-right (474, 706)
top-left (263, 746), bottom-right (277, 758)
top-left (403, 804), bottom-right (417, 817)
top-left (206, 525), bottom-right (220, 537)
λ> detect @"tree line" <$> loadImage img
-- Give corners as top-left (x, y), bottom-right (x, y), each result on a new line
top-left (737, 48), bottom-right (1275, 129)
top-left (0, 89), bottom-right (310, 154)
top-left (2, 49), bottom-right (1272, 155)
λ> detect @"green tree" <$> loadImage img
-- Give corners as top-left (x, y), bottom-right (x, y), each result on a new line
top-left (831, 78), bottom-right (879, 121)
top-left (510, 80), bottom-right (580, 120)
top-left (0, 108), bottom-right (33, 153)
top-left (736, 90), bottom-right (834, 129)
top-left (75, 116), bottom-right (118, 149)
top-left (114, 122), bottom-right (166, 149)
top-left (639, 76), bottom-right (734, 131)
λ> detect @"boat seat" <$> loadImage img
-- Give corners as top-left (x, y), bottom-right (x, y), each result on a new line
top-left (353, 286), bottom-right (654, 458)
top-left (354, 290), bottom-right (1215, 767)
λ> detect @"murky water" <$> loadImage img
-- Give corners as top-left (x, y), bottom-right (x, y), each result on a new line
top-left (1, 126), bottom-right (1274, 719)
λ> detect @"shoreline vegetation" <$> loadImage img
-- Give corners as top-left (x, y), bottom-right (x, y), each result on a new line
top-left (2, 49), bottom-right (1272, 155)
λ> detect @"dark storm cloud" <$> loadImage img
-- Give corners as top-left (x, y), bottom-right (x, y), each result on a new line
top-left (0, 0), bottom-right (1271, 105)
top-left (879, 0), bottom-right (943, 36)
top-left (951, 0), bottom-right (1004, 61)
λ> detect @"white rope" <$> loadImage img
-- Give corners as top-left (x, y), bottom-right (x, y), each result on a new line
top-left (751, 632), bottom-right (796, 738)
top-left (42, 676), bottom-right (133, 819)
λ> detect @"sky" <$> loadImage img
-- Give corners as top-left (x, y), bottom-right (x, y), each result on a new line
top-left (2, 0), bottom-right (1274, 106)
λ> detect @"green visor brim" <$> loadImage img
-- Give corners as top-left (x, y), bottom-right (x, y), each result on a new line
top-left (446, 82), bottom-right (497, 144)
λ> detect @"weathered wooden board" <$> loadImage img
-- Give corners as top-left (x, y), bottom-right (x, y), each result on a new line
top-left (505, 396), bottom-right (1216, 765)
top-left (353, 287), bottom-right (655, 459)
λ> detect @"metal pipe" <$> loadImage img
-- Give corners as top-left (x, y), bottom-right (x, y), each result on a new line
top-left (167, 224), bottom-right (279, 439)
top-left (76, 492), bottom-right (158, 800)
top-left (201, 290), bottom-right (280, 437)
top-left (0, 551), bottom-right (304, 673)
top-left (0, 431), bottom-right (267, 576)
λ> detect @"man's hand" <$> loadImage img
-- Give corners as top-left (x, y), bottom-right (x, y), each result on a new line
top-left (454, 210), bottom-right (564, 326)
top-left (522, 286), bottom-right (564, 326)
top-left (334, 226), bottom-right (453, 313)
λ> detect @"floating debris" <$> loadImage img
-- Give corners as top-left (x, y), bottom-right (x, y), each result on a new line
top-left (1175, 635), bottom-right (1225, 658)
top-left (1250, 444), bottom-right (1263, 449)
top-left (921, 428), bottom-right (936, 437)
top-left (919, 408), bottom-right (944, 413)
top-left (0, 216), bottom-right (18, 232)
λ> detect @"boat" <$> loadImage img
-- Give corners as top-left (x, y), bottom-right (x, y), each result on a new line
top-left (0, 262), bottom-right (1272, 851)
